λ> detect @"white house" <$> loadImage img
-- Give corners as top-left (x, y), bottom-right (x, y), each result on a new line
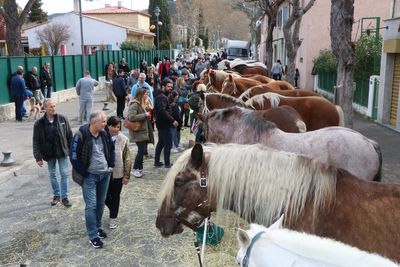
top-left (23, 11), bottom-right (130, 55)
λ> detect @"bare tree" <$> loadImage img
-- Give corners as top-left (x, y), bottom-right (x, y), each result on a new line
top-left (330, 0), bottom-right (355, 128)
top-left (36, 23), bottom-right (71, 55)
top-left (231, 0), bottom-right (263, 60)
top-left (0, 0), bottom-right (37, 55)
top-left (175, 0), bottom-right (200, 48)
top-left (282, 0), bottom-right (315, 84)
top-left (245, 0), bottom-right (286, 71)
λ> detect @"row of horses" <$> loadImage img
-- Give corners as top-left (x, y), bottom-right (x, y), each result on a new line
top-left (155, 63), bottom-right (400, 264)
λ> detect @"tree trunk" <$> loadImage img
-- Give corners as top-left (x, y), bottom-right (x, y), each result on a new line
top-left (1, 0), bottom-right (37, 56)
top-left (264, 14), bottom-right (275, 75)
top-left (330, 0), bottom-right (355, 128)
top-left (282, 0), bottom-right (315, 85)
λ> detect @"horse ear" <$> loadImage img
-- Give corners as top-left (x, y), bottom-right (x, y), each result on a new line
top-left (237, 228), bottom-right (250, 247)
top-left (229, 74), bottom-right (233, 82)
top-left (190, 143), bottom-right (203, 169)
top-left (269, 214), bottom-right (285, 230)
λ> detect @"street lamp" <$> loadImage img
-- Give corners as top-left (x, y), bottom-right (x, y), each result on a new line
top-left (78, 0), bottom-right (93, 76)
top-left (154, 6), bottom-right (160, 56)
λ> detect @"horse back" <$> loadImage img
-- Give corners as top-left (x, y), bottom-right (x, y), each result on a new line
top-left (257, 106), bottom-right (306, 133)
top-left (280, 96), bottom-right (340, 131)
top-left (290, 173), bottom-right (400, 262)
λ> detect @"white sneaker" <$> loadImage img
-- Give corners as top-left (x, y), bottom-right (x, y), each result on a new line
top-left (171, 148), bottom-right (179, 153)
top-left (133, 169), bottom-right (143, 178)
top-left (109, 218), bottom-right (118, 229)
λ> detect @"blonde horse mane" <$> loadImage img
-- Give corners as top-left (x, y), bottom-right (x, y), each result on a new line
top-left (245, 92), bottom-right (284, 109)
top-left (159, 143), bottom-right (337, 226)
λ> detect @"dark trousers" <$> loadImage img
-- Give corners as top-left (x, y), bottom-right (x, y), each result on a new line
top-left (14, 95), bottom-right (24, 121)
top-left (134, 141), bottom-right (147, 170)
top-left (116, 96), bottom-right (126, 118)
top-left (155, 128), bottom-right (172, 166)
top-left (272, 73), bottom-right (282, 80)
top-left (105, 177), bottom-right (124, 219)
top-left (179, 103), bottom-right (190, 126)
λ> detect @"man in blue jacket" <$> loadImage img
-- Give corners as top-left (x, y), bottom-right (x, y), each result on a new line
top-left (130, 73), bottom-right (153, 104)
top-left (112, 69), bottom-right (127, 119)
top-left (70, 111), bottom-right (115, 249)
top-left (11, 71), bottom-right (26, 122)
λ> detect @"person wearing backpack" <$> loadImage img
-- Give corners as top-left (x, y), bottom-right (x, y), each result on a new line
top-left (188, 89), bottom-right (201, 129)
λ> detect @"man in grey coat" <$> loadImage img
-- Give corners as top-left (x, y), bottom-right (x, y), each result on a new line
top-left (76, 71), bottom-right (99, 123)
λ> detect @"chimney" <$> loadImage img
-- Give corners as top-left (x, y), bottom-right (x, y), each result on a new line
top-left (117, 1), bottom-right (122, 9)
top-left (73, 0), bottom-right (80, 13)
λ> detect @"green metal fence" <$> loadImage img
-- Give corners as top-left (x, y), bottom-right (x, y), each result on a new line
top-left (0, 49), bottom-right (170, 104)
top-left (318, 68), bottom-right (379, 108)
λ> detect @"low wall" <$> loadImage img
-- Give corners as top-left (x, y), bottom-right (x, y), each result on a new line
top-left (0, 77), bottom-right (106, 121)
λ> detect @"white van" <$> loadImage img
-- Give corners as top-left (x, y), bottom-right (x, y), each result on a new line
top-left (224, 40), bottom-right (251, 61)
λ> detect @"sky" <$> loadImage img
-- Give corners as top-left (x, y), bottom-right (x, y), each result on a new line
top-left (16, 0), bottom-right (150, 14)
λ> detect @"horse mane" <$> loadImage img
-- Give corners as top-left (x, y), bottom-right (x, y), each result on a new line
top-left (230, 59), bottom-right (267, 70)
top-left (209, 107), bottom-right (277, 139)
top-left (238, 87), bottom-right (255, 101)
top-left (160, 143), bottom-right (337, 226)
top-left (204, 93), bottom-right (250, 108)
top-left (246, 93), bottom-right (283, 108)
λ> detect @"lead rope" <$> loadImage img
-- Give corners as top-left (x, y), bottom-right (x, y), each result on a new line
top-left (194, 233), bottom-right (203, 267)
top-left (200, 217), bottom-right (209, 264)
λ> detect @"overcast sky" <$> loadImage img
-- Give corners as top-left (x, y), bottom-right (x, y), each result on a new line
top-left (16, 0), bottom-right (149, 14)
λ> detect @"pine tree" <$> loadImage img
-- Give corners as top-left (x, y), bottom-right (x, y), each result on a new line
top-left (148, 0), bottom-right (171, 48)
top-left (28, 0), bottom-right (48, 23)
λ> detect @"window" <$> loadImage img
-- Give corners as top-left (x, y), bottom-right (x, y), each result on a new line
top-left (282, 6), bottom-right (289, 24)
top-left (277, 9), bottom-right (283, 28)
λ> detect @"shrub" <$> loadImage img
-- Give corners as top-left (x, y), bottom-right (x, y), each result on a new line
top-left (120, 40), bottom-right (155, 51)
top-left (313, 49), bottom-right (337, 73)
top-left (160, 40), bottom-right (171, 49)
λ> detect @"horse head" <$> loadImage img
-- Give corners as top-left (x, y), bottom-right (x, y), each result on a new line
top-left (156, 144), bottom-right (213, 237)
top-left (221, 74), bottom-right (237, 95)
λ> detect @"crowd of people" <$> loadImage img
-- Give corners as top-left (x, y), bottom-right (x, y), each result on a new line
top-left (26, 53), bottom-right (223, 249)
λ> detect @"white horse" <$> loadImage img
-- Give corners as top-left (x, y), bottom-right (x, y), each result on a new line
top-left (237, 215), bottom-right (399, 267)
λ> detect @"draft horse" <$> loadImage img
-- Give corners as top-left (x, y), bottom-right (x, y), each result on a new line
top-left (239, 84), bottom-right (321, 102)
top-left (221, 74), bottom-right (262, 97)
top-left (230, 59), bottom-right (269, 76)
top-left (205, 106), bottom-right (382, 181)
top-left (156, 143), bottom-right (400, 262)
top-left (246, 93), bottom-right (344, 131)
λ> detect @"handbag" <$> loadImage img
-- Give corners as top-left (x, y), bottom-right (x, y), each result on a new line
top-left (124, 119), bottom-right (142, 132)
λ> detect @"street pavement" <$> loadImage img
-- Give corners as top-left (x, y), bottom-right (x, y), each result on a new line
top-left (0, 91), bottom-right (399, 266)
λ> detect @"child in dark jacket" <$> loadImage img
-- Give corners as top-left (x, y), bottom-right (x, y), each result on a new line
top-left (168, 91), bottom-right (183, 153)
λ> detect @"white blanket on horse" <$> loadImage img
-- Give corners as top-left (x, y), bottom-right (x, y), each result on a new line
top-left (250, 229), bottom-right (399, 267)
top-left (229, 58), bottom-right (267, 70)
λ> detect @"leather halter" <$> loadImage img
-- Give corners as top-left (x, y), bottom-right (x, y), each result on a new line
top-left (241, 231), bottom-right (266, 267)
top-left (174, 163), bottom-right (211, 232)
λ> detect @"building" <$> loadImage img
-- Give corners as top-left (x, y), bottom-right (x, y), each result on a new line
top-left (258, 0), bottom-right (390, 90)
top-left (23, 2), bottom-right (154, 55)
top-left (378, 0), bottom-right (400, 130)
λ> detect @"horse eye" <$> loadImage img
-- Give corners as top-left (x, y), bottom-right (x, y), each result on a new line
top-left (175, 177), bottom-right (185, 187)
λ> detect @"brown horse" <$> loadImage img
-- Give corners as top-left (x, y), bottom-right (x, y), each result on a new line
top-left (246, 93), bottom-right (344, 131)
top-left (242, 74), bottom-right (275, 84)
top-left (230, 59), bottom-right (269, 76)
top-left (205, 106), bottom-right (382, 181)
top-left (205, 106), bottom-right (306, 133)
top-left (239, 84), bottom-right (321, 102)
top-left (266, 80), bottom-right (295, 90)
top-left (202, 93), bottom-right (252, 113)
top-left (200, 69), bottom-right (236, 92)
top-left (221, 74), bottom-right (262, 97)
top-left (156, 144), bottom-right (400, 262)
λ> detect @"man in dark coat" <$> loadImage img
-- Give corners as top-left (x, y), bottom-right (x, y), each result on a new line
top-left (40, 62), bottom-right (53, 98)
top-left (112, 69), bottom-right (127, 119)
top-left (153, 78), bottom-right (178, 168)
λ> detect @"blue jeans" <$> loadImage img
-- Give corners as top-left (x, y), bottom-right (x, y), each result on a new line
top-left (170, 127), bottom-right (179, 148)
top-left (82, 172), bottom-right (111, 240)
top-left (47, 157), bottom-right (69, 197)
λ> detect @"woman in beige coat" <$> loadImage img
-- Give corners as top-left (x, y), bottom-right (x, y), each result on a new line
top-left (105, 116), bottom-right (131, 229)
top-left (127, 88), bottom-right (154, 178)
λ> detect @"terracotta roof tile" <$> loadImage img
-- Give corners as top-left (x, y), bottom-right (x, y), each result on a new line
top-left (83, 6), bottom-right (150, 17)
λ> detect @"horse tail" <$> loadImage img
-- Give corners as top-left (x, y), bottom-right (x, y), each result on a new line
top-left (335, 105), bottom-right (345, 126)
top-left (372, 142), bottom-right (382, 182)
top-left (296, 120), bottom-right (307, 133)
